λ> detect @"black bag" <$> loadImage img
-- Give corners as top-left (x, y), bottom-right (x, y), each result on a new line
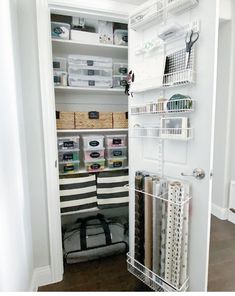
top-left (62, 214), bottom-right (128, 264)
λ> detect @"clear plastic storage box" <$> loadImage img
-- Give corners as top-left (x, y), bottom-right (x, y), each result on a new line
top-left (113, 76), bottom-right (127, 88)
top-left (84, 159), bottom-right (105, 172)
top-left (83, 135), bottom-right (104, 149)
top-left (59, 161), bottom-right (80, 175)
top-left (51, 22), bottom-right (70, 40)
top-left (105, 134), bottom-right (127, 147)
top-left (68, 55), bottom-right (112, 68)
top-left (68, 75), bottom-right (112, 88)
top-left (53, 57), bottom-right (67, 72)
top-left (107, 157), bottom-right (128, 169)
top-left (58, 150), bottom-right (80, 163)
top-left (58, 136), bottom-right (80, 151)
top-left (84, 148), bottom-right (105, 161)
top-left (113, 63), bottom-right (128, 75)
top-left (68, 65), bottom-right (112, 78)
top-left (54, 71), bottom-right (68, 86)
top-left (106, 147), bottom-right (127, 158)
top-left (113, 29), bottom-right (128, 46)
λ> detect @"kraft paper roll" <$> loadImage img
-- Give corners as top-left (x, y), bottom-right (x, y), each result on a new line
top-left (144, 176), bottom-right (153, 269)
top-left (152, 178), bottom-right (162, 275)
top-left (134, 172), bottom-right (145, 264)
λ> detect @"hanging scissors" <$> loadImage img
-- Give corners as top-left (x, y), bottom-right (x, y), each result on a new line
top-left (185, 30), bottom-right (199, 69)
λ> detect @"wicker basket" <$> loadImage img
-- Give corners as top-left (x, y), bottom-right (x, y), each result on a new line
top-left (75, 111), bottom-right (113, 129)
top-left (112, 112), bottom-right (128, 128)
top-left (56, 111), bottom-right (75, 130)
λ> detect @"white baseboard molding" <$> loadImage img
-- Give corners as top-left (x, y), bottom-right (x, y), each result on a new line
top-left (211, 203), bottom-right (229, 220)
top-left (30, 265), bottom-right (52, 291)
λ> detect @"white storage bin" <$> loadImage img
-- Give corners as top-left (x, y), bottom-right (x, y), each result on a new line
top-left (84, 148), bottom-right (105, 161)
top-left (68, 75), bottom-right (112, 88)
top-left (58, 150), bottom-right (80, 163)
top-left (51, 22), bottom-right (70, 40)
top-left (68, 55), bottom-right (112, 68)
top-left (58, 137), bottom-right (80, 151)
top-left (54, 71), bottom-right (68, 86)
top-left (59, 161), bottom-right (80, 175)
top-left (53, 57), bottom-right (67, 72)
top-left (84, 159), bottom-right (105, 172)
top-left (68, 64), bottom-right (112, 78)
top-left (113, 76), bottom-right (127, 88)
top-left (114, 29), bottom-right (128, 46)
top-left (106, 147), bottom-right (127, 158)
top-left (107, 157), bottom-right (128, 169)
top-left (70, 29), bottom-right (99, 44)
top-left (83, 135), bottom-right (104, 149)
top-left (105, 134), bottom-right (127, 147)
top-left (113, 63), bottom-right (128, 75)
top-left (98, 21), bottom-right (113, 44)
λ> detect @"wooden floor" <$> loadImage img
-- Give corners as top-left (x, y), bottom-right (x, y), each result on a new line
top-left (39, 215), bottom-right (235, 292)
top-left (208, 215), bottom-right (235, 291)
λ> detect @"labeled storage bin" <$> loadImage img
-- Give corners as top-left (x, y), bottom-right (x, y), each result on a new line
top-left (75, 112), bottom-right (112, 129)
top-left (114, 29), bottom-right (128, 46)
top-left (51, 22), bottom-right (70, 40)
top-left (68, 75), bottom-right (112, 88)
top-left (105, 134), bottom-right (127, 147)
top-left (54, 71), bottom-right (68, 86)
top-left (53, 57), bottom-right (67, 72)
top-left (98, 20), bottom-right (113, 44)
top-left (82, 135), bottom-right (104, 149)
top-left (58, 150), bottom-right (80, 163)
top-left (107, 157), bottom-right (128, 169)
top-left (58, 136), bottom-right (80, 151)
top-left (70, 30), bottom-right (99, 44)
top-left (84, 148), bottom-right (105, 161)
top-left (113, 63), bottom-right (128, 76)
top-left (56, 111), bottom-right (75, 130)
top-left (112, 112), bottom-right (128, 128)
top-left (68, 55), bottom-right (112, 68)
top-left (59, 161), bottom-right (80, 175)
top-left (106, 147), bottom-right (127, 158)
top-left (113, 76), bottom-right (127, 88)
top-left (68, 65), bottom-right (112, 78)
top-left (85, 159), bottom-right (105, 172)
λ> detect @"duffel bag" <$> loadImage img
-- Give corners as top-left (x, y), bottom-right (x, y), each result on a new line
top-left (63, 214), bottom-right (128, 264)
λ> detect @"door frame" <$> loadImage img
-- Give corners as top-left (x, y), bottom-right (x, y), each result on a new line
top-left (35, 0), bottom-right (130, 285)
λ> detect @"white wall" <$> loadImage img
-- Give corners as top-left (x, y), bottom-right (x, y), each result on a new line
top-left (16, 0), bottom-right (50, 269)
top-left (0, 0), bottom-right (34, 291)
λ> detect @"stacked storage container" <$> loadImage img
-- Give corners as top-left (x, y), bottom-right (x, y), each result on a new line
top-left (83, 135), bottom-right (105, 172)
top-left (105, 134), bottom-right (128, 169)
top-left (58, 136), bottom-right (80, 174)
top-left (68, 55), bottom-right (113, 88)
top-left (113, 62), bottom-right (128, 88)
top-left (53, 57), bottom-right (68, 87)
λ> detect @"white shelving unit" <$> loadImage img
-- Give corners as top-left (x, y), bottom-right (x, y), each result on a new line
top-left (54, 86), bottom-right (125, 95)
top-left (57, 128), bottom-right (128, 133)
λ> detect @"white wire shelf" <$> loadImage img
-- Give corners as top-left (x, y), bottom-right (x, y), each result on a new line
top-left (131, 98), bottom-right (195, 116)
top-left (59, 166), bottom-right (129, 176)
top-left (57, 128), bottom-right (128, 133)
top-left (54, 86), bottom-right (125, 95)
top-left (126, 185), bottom-right (191, 206)
top-left (127, 253), bottom-right (189, 292)
top-left (132, 69), bottom-right (195, 93)
top-left (130, 127), bottom-right (193, 141)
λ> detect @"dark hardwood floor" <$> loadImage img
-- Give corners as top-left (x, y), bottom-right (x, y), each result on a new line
top-left (208, 215), bottom-right (235, 291)
top-left (39, 215), bottom-right (235, 292)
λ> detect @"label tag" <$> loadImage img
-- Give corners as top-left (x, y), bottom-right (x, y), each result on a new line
top-left (87, 60), bottom-right (94, 66)
top-left (88, 111), bottom-right (99, 119)
top-left (113, 138), bottom-right (121, 145)
top-left (113, 161), bottom-right (122, 168)
top-left (91, 163), bottom-right (101, 170)
top-left (119, 67), bottom-right (127, 74)
top-left (113, 150), bottom-right (122, 157)
top-left (89, 140), bottom-right (99, 147)
top-left (88, 80), bottom-right (95, 86)
top-left (63, 141), bottom-right (74, 148)
top-left (90, 152), bottom-right (101, 158)
top-left (63, 153), bottom-right (73, 161)
top-left (88, 69), bottom-right (95, 76)
top-left (64, 164), bottom-right (74, 172)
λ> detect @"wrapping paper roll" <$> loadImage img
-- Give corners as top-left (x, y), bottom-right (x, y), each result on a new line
top-left (144, 176), bottom-right (153, 269)
top-left (134, 172), bottom-right (145, 264)
top-left (152, 178), bottom-right (162, 275)
top-left (160, 179), bottom-right (168, 278)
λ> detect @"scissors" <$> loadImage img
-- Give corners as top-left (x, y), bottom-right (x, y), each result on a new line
top-left (185, 30), bottom-right (199, 69)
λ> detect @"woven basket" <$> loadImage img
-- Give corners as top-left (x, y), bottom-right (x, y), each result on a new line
top-left (75, 111), bottom-right (113, 129)
top-left (56, 111), bottom-right (75, 130)
top-left (112, 112), bottom-right (128, 128)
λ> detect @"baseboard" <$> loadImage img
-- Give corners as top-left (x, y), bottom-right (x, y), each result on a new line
top-left (211, 203), bottom-right (229, 220)
top-left (30, 265), bottom-right (52, 291)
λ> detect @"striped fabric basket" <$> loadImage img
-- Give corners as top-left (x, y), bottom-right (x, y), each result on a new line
top-left (97, 170), bottom-right (129, 209)
top-left (59, 174), bottom-right (98, 215)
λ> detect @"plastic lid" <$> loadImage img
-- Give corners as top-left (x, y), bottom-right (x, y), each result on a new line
top-left (105, 134), bottom-right (127, 138)
top-left (84, 159), bottom-right (105, 163)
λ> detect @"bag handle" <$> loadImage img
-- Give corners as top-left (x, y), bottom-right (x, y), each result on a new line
top-left (80, 214), bottom-right (112, 250)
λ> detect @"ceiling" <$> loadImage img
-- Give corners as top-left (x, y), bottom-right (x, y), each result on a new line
top-left (114, 0), bottom-right (146, 5)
